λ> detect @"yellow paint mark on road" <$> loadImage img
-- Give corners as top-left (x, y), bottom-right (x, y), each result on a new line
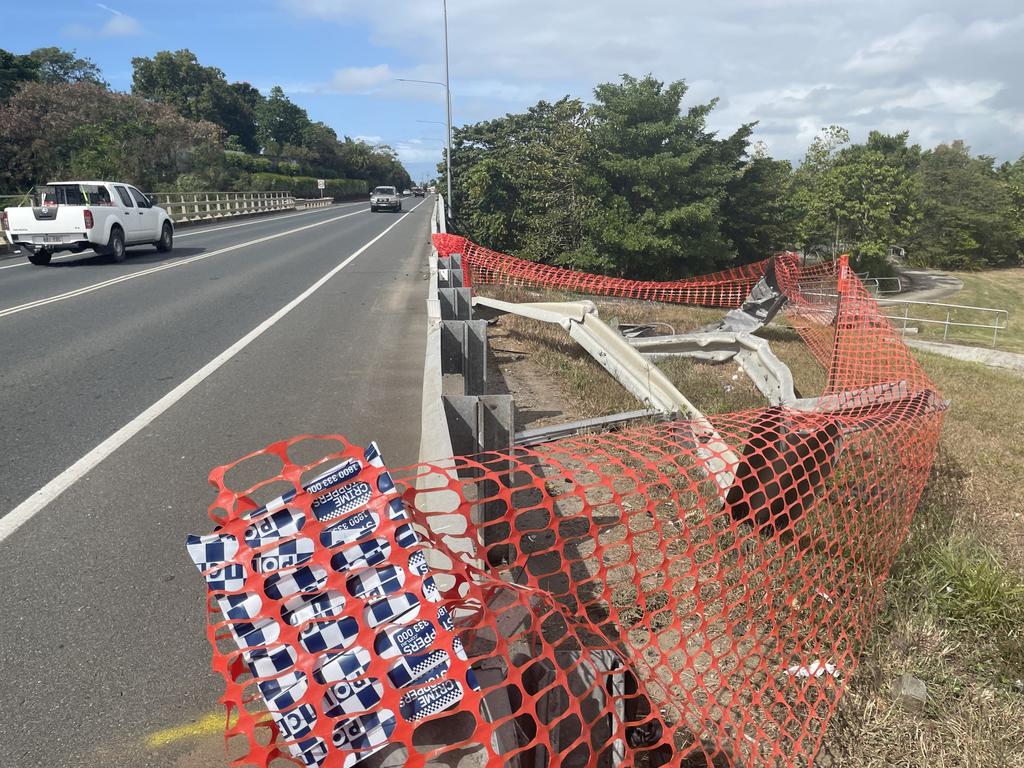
top-left (145, 710), bottom-right (236, 749)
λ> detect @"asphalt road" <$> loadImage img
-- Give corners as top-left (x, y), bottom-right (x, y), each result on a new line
top-left (0, 198), bottom-right (433, 767)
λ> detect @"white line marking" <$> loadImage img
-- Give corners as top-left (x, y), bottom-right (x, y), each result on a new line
top-left (0, 198), bottom-right (427, 543)
top-left (176, 202), bottom-right (364, 239)
top-left (0, 208), bottom-right (368, 318)
top-left (0, 203), bottom-right (365, 271)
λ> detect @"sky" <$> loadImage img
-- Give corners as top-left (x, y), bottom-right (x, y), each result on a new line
top-left (5, 1), bottom-right (1023, 182)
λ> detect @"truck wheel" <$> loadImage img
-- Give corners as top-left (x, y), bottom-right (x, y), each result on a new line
top-left (28, 249), bottom-right (52, 266)
top-left (107, 227), bottom-right (126, 263)
top-left (156, 222), bottom-right (173, 253)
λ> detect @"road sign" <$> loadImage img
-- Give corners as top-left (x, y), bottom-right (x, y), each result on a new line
top-left (317, 179), bottom-right (326, 189)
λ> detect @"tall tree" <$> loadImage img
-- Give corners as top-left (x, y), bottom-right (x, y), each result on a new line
top-left (447, 97), bottom-right (594, 265)
top-left (28, 47), bottom-right (106, 86)
top-left (722, 154), bottom-right (798, 263)
top-left (585, 75), bottom-right (751, 278)
top-left (0, 81), bottom-right (224, 192)
top-left (132, 50), bottom-right (260, 152)
top-left (1001, 155), bottom-right (1024, 261)
top-left (791, 125), bottom-right (850, 256)
top-left (0, 49), bottom-right (40, 100)
top-left (793, 128), bottom-right (920, 271)
top-left (911, 141), bottom-right (1018, 268)
top-left (256, 86), bottom-right (310, 154)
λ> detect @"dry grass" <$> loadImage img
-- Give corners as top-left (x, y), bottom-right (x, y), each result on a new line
top-left (479, 284), bottom-right (1024, 768)
top-left (481, 284), bottom-right (795, 420)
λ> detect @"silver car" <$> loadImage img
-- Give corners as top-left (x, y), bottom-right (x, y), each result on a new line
top-left (370, 186), bottom-right (402, 213)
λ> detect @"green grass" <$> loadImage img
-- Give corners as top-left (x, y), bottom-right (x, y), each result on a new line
top-left (889, 267), bottom-right (1024, 353)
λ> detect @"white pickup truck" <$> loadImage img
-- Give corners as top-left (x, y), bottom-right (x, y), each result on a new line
top-left (0, 181), bottom-right (175, 265)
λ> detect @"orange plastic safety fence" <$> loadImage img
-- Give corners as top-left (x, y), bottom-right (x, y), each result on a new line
top-left (189, 238), bottom-right (944, 768)
top-left (432, 233), bottom-right (777, 308)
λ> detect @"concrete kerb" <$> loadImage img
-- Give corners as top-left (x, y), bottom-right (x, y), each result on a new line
top-left (905, 338), bottom-right (1024, 374)
top-left (412, 198), bottom-right (520, 766)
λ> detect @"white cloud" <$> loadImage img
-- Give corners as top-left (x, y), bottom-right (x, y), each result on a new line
top-left (64, 4), bottom-right (142, 37)
top-left (844, 14), bottom-right (955, 75)
top-left (328, 64), bottom-right (394, 94)
top-left (964, 13), bottom-right (1024, 40)
top-left (281, 0), bottom-right (1024, 162)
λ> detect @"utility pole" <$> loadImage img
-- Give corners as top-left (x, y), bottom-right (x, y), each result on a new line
top-left (442, 0), bottom-right (453, 222)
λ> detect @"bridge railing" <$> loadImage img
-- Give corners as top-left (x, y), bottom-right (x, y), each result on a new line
top-left (293, 197), bottom-right (333, 210)
top-left (149, 191), bottom-right (296, 223)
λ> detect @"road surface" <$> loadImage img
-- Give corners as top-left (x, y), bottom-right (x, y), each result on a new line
top-left (0, 198), bottom-right (433, 767)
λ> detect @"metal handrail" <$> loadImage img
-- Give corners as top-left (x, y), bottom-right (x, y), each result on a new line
top-left (876, 298), bottom-right (1009, 347)
top-left (799, 288), bottom-right (1010, 348)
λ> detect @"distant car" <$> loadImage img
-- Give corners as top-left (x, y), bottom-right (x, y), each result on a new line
top-left (411, 187), bottom-right (425, 197)
top-left (1, 180), bottom-right (174, 265)
top-left (370, 186), bottom-right (401, 213)
top-left (402, 189), bottom-right (411, 196)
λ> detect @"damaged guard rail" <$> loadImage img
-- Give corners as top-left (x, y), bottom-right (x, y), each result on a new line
top-left (188, 224), bottom-right (946, 768)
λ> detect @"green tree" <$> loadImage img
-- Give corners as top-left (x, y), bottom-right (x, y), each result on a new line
top-left (0, 81), bottom-right (224, 192)
top-left (0, 49), bottom-right (40, 100)
top-left (447, 97), bottom-right (594, 265)
top-left (584, 74), bottom-right (751, 278)
top-left (722, 153), bottom-right (798, 263)
top-left (28, 47), bottom-right (105, 86)
top-left (793, 128), bottom-right (921, 272)
top-left (1001, 155), bottom-right (1024, 262)
top-left (911, 141), bottom-right (1018, 268)
top-left (132, 50), bottom-right (260, 152)
top-left (791, 125), bottom-right (850, 255)
top-left (256, 86), bottom-right (310, 154)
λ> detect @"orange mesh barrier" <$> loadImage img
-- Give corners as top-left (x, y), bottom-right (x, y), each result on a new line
top-left (432, 233), bottom-right (778, 308)
top-left (189, 240), bottom-right (944, 768)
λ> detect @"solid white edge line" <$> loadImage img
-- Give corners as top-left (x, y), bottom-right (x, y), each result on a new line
top-left (176, 201), bottom-right (365, 239)
top-left (0, 208), bottom-right (369, 318)
top-left (0, 202), bottom-right (366, 271)
top-left (0, 197), bottom-right (428, 544)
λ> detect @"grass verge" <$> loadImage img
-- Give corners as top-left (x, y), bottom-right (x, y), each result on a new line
top-left (888, 267), bottom-right (1024, 353)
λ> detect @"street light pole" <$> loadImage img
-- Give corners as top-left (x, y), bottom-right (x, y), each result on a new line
top-left (395, 3), bottom-right (453, 220)
top-left (442, 0), bottom-right (453, 221)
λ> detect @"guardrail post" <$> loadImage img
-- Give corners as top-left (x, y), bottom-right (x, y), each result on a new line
top-left (441, 320), bottom-right (488, 395)
top-left (442, 395), bottom-right (515, 456)
top-left (438, 267), bottom-right (464, 289)
top-left (439, 287), bottom-right (473, 320)
top-left (943, 309), bottom-right (951, 341)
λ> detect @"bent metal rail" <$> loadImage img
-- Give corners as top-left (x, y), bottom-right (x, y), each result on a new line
top-left (191, 234), bottom-right (944, 768)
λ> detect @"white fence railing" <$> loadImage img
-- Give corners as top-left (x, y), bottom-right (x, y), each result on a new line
top-left (875, 297), bottom-right (1009, 348)
top-left (150, 191), bottom-right (295, 223)
top-left (293, 198), bottom-right (333, 211)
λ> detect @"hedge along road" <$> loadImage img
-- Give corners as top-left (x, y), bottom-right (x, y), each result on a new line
top-left (0, 196), bottom-right (433, 766)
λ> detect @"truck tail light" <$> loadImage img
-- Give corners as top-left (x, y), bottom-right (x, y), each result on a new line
top-left (0, 211), bottom-right (7, 231)
top-left (84, 210), bottom-right (94, 229)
